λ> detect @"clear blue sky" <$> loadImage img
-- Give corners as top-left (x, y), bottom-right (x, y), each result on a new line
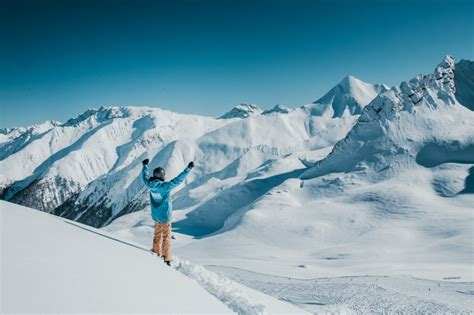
top-left (1, 0), bottom-right (473, 128)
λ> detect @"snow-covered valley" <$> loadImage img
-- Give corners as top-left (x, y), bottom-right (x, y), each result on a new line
top-left (2, 56), bottom-right (473, 314)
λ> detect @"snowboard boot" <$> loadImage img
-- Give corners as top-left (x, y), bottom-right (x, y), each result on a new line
top-left (164, 260), bottom-right (171, 266)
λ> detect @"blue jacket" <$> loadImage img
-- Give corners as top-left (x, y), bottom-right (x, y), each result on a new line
top-left (142, 165), bottom-right (191, 222)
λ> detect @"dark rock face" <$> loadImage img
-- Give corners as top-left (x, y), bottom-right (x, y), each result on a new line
top-left (54, 196), bottom-right (114, 228)
top-left (9, 177), bottom-right (80, 213)
top-left (454, 59), bottom-right (474, 110)
top-left (219, 103), bottom-right (262, 119)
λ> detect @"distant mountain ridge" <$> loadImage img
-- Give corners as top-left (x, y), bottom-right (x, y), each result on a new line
top-left (218, 103), bottom-right (263, 119)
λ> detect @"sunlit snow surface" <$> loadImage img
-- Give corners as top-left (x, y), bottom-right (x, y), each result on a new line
top-left (1, 201), bottom-right (306, 314)
top-left (207, 266), bottom-right (474, 314)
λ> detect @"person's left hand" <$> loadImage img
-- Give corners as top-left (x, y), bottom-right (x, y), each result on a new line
top-left (188, 161), bottom-right (195, 169)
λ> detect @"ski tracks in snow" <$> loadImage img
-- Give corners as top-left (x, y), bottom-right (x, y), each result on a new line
top-left (208, 266), bottom-right (473, 314)
top-left (173, 259), bottom-right (267, 315)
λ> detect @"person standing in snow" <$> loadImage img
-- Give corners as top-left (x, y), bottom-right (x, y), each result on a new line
top-left (141, 158), bottom-right (194, 266)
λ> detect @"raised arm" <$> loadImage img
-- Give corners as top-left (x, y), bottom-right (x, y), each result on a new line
top-left (166, 161), bottom-right (195, 190)
top-left (167, 167), bottom-right (191, 190)
top-left (141, 159), bottom-right (152, 188)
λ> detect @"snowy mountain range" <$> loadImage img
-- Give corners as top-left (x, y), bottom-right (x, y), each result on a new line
top-left (1, 57), bottom-right (472, 228)
top-left (2, 56), bottom-right (473, 313)
top-left (1, 72), bottom-right (385, 227)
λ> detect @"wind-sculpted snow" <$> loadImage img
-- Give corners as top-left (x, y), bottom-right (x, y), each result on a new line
top-left (174, 167), bottom-right (306, 236)
top-left (416, 142), bottom-right (474, 168)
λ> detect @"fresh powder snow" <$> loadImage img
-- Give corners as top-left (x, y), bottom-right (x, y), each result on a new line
top-left (1, 201), bottom-right (307, 314)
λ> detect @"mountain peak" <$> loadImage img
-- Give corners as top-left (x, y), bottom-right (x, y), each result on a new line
top-left (218, 103), bottom-right (263, 119)
top-left (63, 106), bottom-right (131, 126)
top-left (305, 75), bottom-right (387, 117)
top-left (339, 75), bottom-right (362, 88)
top-left (262, 104), bottom-right (291, 115)
top-left (358, 56), bottom-right (459, 124)
top-left (439, 55), bottom-right (455, 69)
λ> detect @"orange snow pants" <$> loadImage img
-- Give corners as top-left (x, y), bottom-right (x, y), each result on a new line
top-left (153, 222), bottom-right (172, 261)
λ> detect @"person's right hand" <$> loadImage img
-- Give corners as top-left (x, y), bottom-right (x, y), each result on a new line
top-left (142, 158), bottom-right (149, 165)
top-left (188, 161), bottom-right (195, 169)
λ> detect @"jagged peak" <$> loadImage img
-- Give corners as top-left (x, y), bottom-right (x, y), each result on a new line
top-left (63, 106), bottom-right (131, 126)
top-left (433, 55), bottom-right (456, 93)
top-left (358, 55), bottom-right (458, 124)
top-left (0, 120), bottom-right (61, 136)
top-left (262, 104), bottom-right (291, 115)
top-left (218, 103), bottom-right (263, 119)
top-left (438, 55), bottom-right (455, 71)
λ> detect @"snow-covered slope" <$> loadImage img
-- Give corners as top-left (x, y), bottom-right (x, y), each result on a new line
top-left (1, 201), bottom-right (307, 314)
top-left (0, 120), bottom-right (60, 160)
top-left (306, 75), bottom-right (389, 117)
top-left (0, 200), bottom-right (230, 313)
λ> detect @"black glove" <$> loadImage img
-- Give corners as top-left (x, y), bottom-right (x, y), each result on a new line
top-left (142, 159), bottom-right (149, 165)
top-left (188, 161), bottom-right (195, 169)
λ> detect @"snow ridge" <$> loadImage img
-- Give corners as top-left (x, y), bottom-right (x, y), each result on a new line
top-left (219, 103), bottom-right (263, 119)
top-left (262, 104), bottom-right (291, 115)
top-left (62, 106), bottom-right (131, 126)
top-left (358, 55), bottom-right (456, 123)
